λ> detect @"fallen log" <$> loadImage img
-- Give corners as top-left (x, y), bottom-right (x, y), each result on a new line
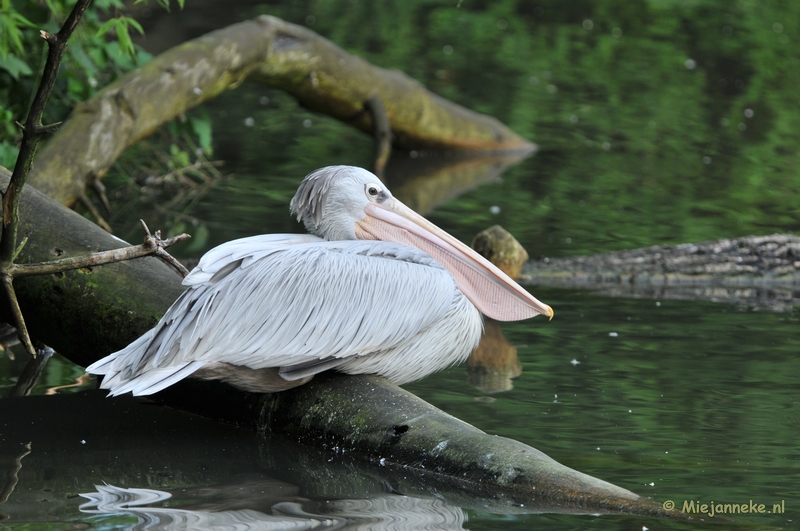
top-left (523, 235), bottom-right (800, 311)
top-left (29, 15), bottom-right (534, 207)
top-left (0, 166), bottom-right (688, 520)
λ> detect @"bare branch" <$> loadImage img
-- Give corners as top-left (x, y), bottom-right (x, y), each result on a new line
top-left (0, 275), bottom-right (37, 357)
top-left (1, 0), bottom-right (94, 265)
top-left (8, 229), bottom-right (191, 279)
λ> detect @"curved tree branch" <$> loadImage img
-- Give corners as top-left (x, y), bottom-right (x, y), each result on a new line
top-left (29, 15), bottom-right (535, 207)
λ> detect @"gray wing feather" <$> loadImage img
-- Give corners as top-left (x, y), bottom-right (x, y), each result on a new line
top-left (89, 237), bottom-right (458, 395)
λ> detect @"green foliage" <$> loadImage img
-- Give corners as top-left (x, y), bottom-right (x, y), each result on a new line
top-left (0, 0), bottom-right (156, 168)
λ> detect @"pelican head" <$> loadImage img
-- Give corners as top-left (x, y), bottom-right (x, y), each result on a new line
top-left (290, 166), bottom-right (553, 322)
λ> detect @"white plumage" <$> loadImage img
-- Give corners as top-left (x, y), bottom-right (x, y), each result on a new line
top-left (87, 166), bottom-right (551, 395)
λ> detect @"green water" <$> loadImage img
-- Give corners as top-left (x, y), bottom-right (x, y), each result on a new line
top-left (1, 0), bottom-right (799, 529)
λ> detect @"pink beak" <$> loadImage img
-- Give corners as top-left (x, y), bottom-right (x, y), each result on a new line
top-left (355, 199), bottom-right (553, 322)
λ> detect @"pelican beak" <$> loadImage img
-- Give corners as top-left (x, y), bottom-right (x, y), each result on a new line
top-left (355, 199), bottom-right (553, 322)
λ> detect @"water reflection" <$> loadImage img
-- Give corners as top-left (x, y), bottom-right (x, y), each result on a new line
top-left (466, 320), bottom-right (521, 394)
top-left (80, 483), bottom-right (466, 531)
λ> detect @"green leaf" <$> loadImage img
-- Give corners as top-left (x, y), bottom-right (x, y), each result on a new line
top-left (0, 54), bottom-right (33, 80)
top-left (189, 115), bottom-right (213, 153)
top-left (96, 19), bottom-right (117, 38)
top-left (116, 24), bottom-right (135, 56)
top-left (127, 18), bottom-right (144, 35)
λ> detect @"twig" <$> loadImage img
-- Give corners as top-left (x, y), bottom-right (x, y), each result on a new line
top-left (8, 221), bottom-right (191, 279)
top-left (78, 193), bottom-right (113, 232)
top-left (363, 94), bottom-right (392, 181)
top-left (90, 179), bottom-right (113, 214)
top-left (0, 275), bottom-right (36, 357)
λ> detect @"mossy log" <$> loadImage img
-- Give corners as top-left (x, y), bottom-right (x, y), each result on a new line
top-left (523, 234), bottom-right (800, 311)
top-left (29, 15), bottom-right (534, 207)
top-left (0, 167), bottom-right (690, 519)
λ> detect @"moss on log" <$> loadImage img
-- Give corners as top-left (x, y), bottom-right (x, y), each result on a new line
top-left (0, 168), bottom-right (185, 367)
top-left (29, 15), bottom-right (534, 207)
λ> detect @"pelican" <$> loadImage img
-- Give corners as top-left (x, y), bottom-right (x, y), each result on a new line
top-left (87, 166), bottom-right (552, 395)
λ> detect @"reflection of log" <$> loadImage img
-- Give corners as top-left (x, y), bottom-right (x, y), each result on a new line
top-left (29, 15), bottom-right (534, 207)
top-left (0, 392), bottom-right (693, 522)
top-left (0, 168), bottom-right (684, 520)
top-left (387, 150), bottom-right (533, 215)
top-left (524, 234), bottom-right (800, 311)
top-left (467, 320), bottom-right (521, 394)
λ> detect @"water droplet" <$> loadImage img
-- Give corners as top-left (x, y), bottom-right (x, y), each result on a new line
top-left (612, 27), bottom-right (622, 38)
top-left (773, 22), bottom-right (784, 33)
top-left (648, 120), bottom-right (656, 128)
top-left (720, 117), bottom-right (729, 126)
top-left (489, 205), bottom-right (501, 214)
top-left (192, 87), bottom-right (202, 95)
top-left (496, 19), bottom-right (508, 30)
top-left (684, 58), bottom-right (697, 70)
top-left (582, 19), bottom-right (593, 30)
top-left (565, 237), bottom-right (572, 244)
top-left (305, 15), bottom-right (316, 25)
top-left (609, 332), bottom-right (618, 337)
top-left (546, 84), bottom-right (558, 94)
top-left (259, 96), bottom-right (269, 106)
top-left (602, 141), bottom-right (611, 150)
top-left (528, 75), bottom-right (539, 85)
top-left (744, 108), bottom-right (754, 118)
top-left (738, 122), bottom-right (746, 131)
top-left (303, 119), bottom-right (313, 128)
top-left (443, 44), bottom-right (453, 55)
top-left (703, 156), bottom-right (712, 164)
top-left (656, 301), bottom-right (661, 307)
top-left (244, 117), bottom-right (254, 127)
top-left (570, 359), bottom-right (580, 365)
top-left (569, 114), bottom-right (578, 123)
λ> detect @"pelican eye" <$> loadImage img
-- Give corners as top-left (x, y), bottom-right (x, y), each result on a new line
top-left (366, 184), bottom-right (381, 198)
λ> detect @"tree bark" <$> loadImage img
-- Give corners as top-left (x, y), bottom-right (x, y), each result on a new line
top-left (28, 15), bottom-right (535, 207)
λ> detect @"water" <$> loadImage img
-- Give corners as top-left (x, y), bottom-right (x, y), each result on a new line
top-left (1, 1), bottom-right (799, 529)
